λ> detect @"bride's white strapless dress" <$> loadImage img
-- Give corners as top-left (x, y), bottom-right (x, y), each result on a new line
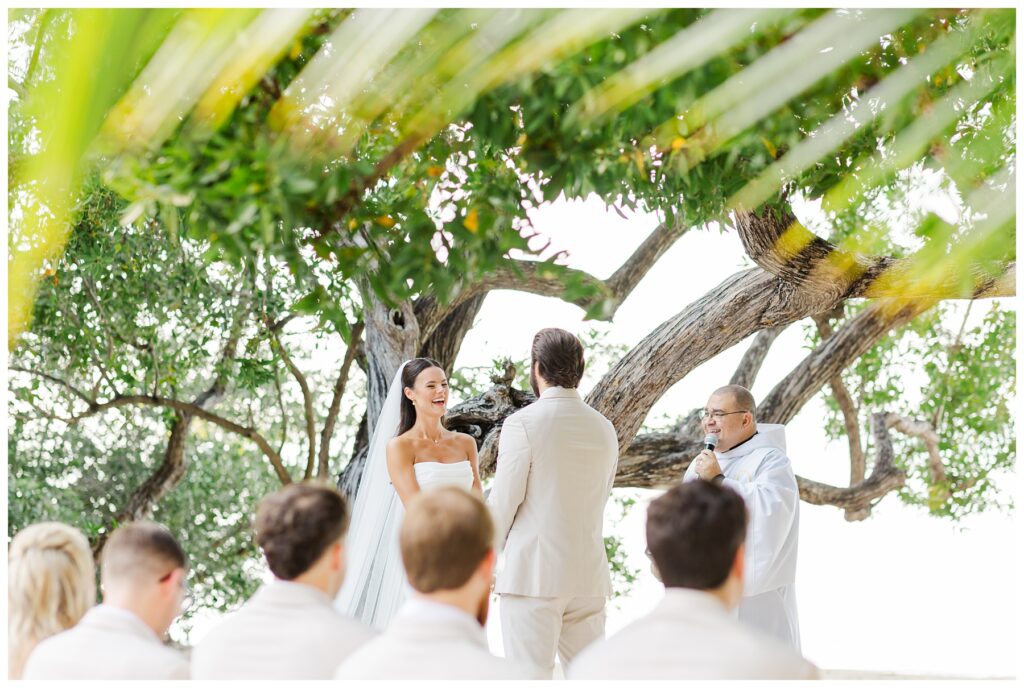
top-left (340, 459), bottom-right (476, 630)
top-left (413, 459), bottom-right (475, 492)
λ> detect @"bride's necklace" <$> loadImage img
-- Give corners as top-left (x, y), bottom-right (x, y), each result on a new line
top-left (422, 428), bottom-right (444, 445)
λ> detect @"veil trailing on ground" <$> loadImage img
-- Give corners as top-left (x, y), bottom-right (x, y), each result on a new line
top-left (335, 362), bottom-right (409, 630)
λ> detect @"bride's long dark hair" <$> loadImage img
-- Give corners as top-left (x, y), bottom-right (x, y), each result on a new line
top-left (397, 357), bottom-right (444, 436)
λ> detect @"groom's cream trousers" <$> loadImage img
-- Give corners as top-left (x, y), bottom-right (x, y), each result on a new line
top-left (499, 595), bottom-right (606, 676)
top-left (487, 386), bottom-right (620, 679)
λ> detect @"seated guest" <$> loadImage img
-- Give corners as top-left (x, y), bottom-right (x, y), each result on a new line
top-left (23, 522), bottom-right (190, 679)
top-left (569, 481), bottom-right (818, 680)
top-left (8, 523), bottom-right (96, 679)
top-left (335, 486), bottom-right (530, 680)
top-left (192, 482), bottom-right (373, 679)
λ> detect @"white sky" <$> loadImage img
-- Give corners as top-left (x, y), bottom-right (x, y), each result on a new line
top-left (455, 195), bottom-right (1016, 678)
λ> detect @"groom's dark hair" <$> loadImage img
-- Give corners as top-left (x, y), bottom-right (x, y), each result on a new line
top-left (646, 481), bottom-right (747, 590)
top-left (531, 328), bottom-right (585, 389)
top-left (254, 482), bottom-right (350, 580)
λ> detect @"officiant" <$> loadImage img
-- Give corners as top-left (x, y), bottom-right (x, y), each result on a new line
top-left (683, 384), bottom-right (801, 650)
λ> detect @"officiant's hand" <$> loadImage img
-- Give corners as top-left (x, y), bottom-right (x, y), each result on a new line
top-left (693, 449), bottom-right (722, 481)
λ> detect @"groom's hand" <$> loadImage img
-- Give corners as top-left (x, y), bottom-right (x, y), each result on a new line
top-left (693, 449), bottom-right (722, 481)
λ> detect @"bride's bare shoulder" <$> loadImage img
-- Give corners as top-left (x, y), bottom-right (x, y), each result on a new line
top-left (387, 433), bottom-right (415, 454)
top-left (451, 431), bottom-right (477, 450)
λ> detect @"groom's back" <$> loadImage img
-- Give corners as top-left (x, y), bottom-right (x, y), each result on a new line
top-left (492, 387), bottom-right (618, 598)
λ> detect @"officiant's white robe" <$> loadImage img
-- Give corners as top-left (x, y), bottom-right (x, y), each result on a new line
top-left (333, 598), bottom-right (531, 679)
top-left (568, 588), bottom-right (818, 679)
top-left (22, 605), bottom-right (189, 680)
top-left (191, 580), bottom-right (373, 679)
top-left (683, 423), bottom-right (802, 650)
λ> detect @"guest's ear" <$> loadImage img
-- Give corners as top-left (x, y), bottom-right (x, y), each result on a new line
top-left (478, 548), bottom-right (496, 582)
top-left (161, 567), bottom-right (186, 599)
top-left (331, 540), bottom-right (344, 571)
top-left (732, 542), bottom-right (745, 582)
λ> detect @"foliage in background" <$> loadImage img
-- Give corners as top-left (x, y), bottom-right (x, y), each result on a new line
top-left (811, 300), bottom-right (1015, 519)
top-left (7, 7), bottom-right (1016, 627)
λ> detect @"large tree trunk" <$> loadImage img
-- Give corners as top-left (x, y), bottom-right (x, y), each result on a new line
top-left (337, 290), bottom-right (419, 498)
top-left (418, 294), bottom-right (487, 373)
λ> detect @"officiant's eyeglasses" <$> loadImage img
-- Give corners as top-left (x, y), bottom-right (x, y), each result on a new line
top-left (699, 410), bottom-right (749, 420)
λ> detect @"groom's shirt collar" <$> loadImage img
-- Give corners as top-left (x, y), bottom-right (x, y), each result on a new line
top-left (539, 386), bottom-right (581, 401)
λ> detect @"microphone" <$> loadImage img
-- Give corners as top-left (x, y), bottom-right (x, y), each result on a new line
top-left (703, 434), bottom-right (719, 452)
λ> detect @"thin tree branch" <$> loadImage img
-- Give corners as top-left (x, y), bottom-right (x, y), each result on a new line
top-left (9, 365), bottom-right (94, 404)
top-left (931, 301), bottom-right (973, 430)
top-left (55, 395), bottom-right (291, 484)
top-left (318, 322), bottom-right (364, 479)
top-left (604, 218), bottom-right (689, 304)
top-left (886, 413), bottom-right (947, 487)
top-left (417, 218), bottom-right (689, 340)
top-left (813, 313), bottom-right (866, 485)
top-left (729, 325), bottom-right (786, 389)
top-left (269, 325), bottom-right (317, 481)
top-left (271, 364), bottom-right (289, 456)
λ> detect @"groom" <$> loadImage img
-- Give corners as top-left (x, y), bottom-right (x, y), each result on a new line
top-left (488, 328), bottom-right (619, 677)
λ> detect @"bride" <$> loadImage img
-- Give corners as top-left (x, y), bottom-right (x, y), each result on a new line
top-left (336, 358), bottom-right (483, 629)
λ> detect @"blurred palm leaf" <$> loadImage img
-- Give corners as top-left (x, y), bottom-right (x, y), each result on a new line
top-left (8, 8), bottom-right (1015, 348)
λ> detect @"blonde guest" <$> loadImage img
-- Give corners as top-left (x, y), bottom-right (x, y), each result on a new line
top-left (8, 522), bottom-right (96, 679)
top-left (22, 522), bottom-right (191, 680)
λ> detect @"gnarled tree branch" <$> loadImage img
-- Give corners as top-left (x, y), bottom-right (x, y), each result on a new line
top-left (734, 208), bottom-right (1016, 300)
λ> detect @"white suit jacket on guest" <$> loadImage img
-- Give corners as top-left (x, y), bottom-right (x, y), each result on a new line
top-left (191, 580), bottom-right (374, 679)
top-left (488, 386), bottom-right (619, 597)
top-left (22, 604), bottom-right (189, 680)
top-left (568, 588), bottom-right (818, 680)
top-left (334, 598), bottom-right (530, 679)
top-left (683, 423), bottom-right (802, 649)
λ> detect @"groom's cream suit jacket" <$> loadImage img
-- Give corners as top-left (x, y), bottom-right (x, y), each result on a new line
top-left (489, 386), bottom-right (619, 597)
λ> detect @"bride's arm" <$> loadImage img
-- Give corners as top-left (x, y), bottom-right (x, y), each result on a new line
top-left (458, 433), bottom-right (484, 495)
top-left (385, 437), bottom-right (420, 507)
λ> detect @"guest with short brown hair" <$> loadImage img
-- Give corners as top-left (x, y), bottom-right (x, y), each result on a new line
top-left (192, 481), bottom-right (372, 679)
top-left (570, 481), bottom-right (818, 680)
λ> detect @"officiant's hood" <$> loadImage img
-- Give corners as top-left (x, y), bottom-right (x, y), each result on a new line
top-left (718, 422), bottom-right (787, 458)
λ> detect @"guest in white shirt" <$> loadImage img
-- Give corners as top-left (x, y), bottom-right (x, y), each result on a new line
top-left (335, 486), bottom-right (531, 680)
top-left (570, 481), bottom-right (818, 680)
top-left (23, 522), bottom-right (190, 680)
top-left (192, 481), bottom-right (373, 679)
top-left (8, 522), bottom-right (96, 679)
